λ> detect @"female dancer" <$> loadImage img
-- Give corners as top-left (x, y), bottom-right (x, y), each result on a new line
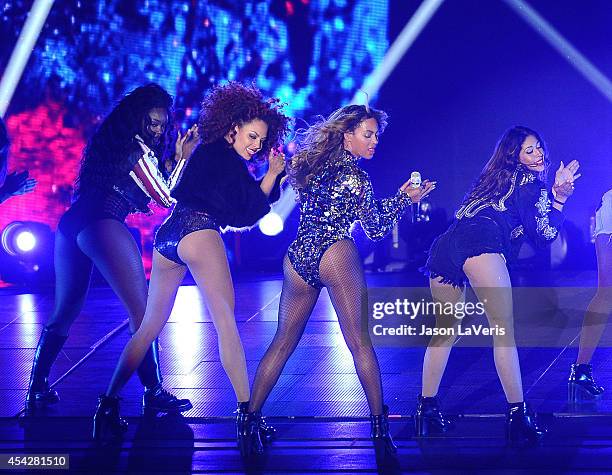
top-left (26, 84), bottom-right (193, 414)
top-left (94, 82), bottom-right (291, 451)
top-left (568, 189), bottom-right (612, 400)
top-left (418, 126), bottom-right (579, 445)
top-left (242, 104), bottom-right (435, 455)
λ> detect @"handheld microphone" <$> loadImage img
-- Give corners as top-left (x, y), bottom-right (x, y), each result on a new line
top-left (410, 171), bottom-right (421, 223)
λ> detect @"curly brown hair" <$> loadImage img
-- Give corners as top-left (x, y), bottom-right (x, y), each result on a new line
top-left (198, 82), bottom-right (291, 162)
top-left (288, 104), bottom-right (388, 196)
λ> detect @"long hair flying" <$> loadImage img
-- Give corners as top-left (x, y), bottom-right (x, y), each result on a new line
top-left (76, 83), bottom-right (174, 195)
top-left (288, 104), bottom-right (387, 196)
top-left (462, 125), bottom-right (549, 205)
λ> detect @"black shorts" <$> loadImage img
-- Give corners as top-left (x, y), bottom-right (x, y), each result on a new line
top-left (422, 216), bottom-right (506, 287)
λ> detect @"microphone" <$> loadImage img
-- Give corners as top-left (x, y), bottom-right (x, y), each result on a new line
top-left (410, 171), bottom-right (421, 223)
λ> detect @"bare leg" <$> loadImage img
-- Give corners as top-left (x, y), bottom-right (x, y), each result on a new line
top-left (421, 278), bottom-right (464, 397)
top-left (464, 253), bottom-right (523, 404)
top-left (179, 230), bottom-right (249, 402)
top-left (106, 250), bottom-right (186, 397)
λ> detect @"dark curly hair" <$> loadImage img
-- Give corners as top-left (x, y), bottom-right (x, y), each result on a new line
top-left (462, 125), bottom-right (549, 206)
top-left (197, 82), bottom-right (291, 162)
top-left (288, 104), bottom-right (388, 196)
top-left (76, 83), bottom-right (174, 196)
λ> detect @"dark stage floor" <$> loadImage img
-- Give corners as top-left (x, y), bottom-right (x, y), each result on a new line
top-left (0, 270), bottom-right (611, 473)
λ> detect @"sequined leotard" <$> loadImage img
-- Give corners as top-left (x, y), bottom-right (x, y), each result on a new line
top-left (288, 151), bottom-right (412, 289)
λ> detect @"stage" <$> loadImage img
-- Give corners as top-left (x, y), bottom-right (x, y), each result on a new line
top-left (0, 271), bottom-right (611, 473)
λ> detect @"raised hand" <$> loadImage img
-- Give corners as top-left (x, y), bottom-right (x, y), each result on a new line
top-left (175, 124), bottom-right (200, 162)
top-left (1, 170), bottom-right (37, 200)
top-left (400, 178), bottom-right (436, 203)
top-left (135, 134), bottom-right (152, 154)
top-left (267, 148), bottom-right (286, 176)
top-left (553, 160), bottom-right (580, 201)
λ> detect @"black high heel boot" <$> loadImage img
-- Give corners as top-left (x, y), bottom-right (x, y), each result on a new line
top-left (506, 402), bottom-right (546, 446)
top-left (414, 394), bottom-right (453, 436)
top-left (236, 402), bottom-right (264, 457)
top-left (25, 328), bottom-right (67, 409)
top-left (92, 395), bottom-right (128, 441)
top-left (568, 363), bottom-right (604, 401)
top-left (258, 415), bottom-right (276, 444)
top-left (138, 339), bottom-right (192, 414)
top-left (370, 405), bottom-right (397, 455)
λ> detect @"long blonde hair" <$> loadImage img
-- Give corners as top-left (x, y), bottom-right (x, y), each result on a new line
top-left (288, 104), bottom-right (387, 196)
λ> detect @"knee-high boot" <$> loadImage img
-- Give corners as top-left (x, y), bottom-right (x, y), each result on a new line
top-left (25, 328), bottom-right (67, 408)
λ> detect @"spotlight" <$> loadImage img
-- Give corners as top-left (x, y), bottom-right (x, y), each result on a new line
top-left (1, 222), bottom-right (39, 256)
top-left (15, 230), bottom-right (36, 252)
top-left (258, 212), bottom-right (284, 236)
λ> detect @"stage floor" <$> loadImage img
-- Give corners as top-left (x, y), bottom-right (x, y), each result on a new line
top-left (0, 270), bottom-right (610, 473)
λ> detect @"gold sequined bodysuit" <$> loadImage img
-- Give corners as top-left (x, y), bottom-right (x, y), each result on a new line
top-left (288, 152), bottom-right (412, 289)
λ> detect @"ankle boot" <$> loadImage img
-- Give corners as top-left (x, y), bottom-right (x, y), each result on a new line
top-left (258, 415), bottom-right (276, 444)
top-left (415, 394), bottom-right (453, 436)
top-left (25, 328), bottom-right (67, 408)
top-left (568, 363), bottom-right (604, 401)
top-left (236, 402), bottom-right (264, 457)
top-left (138, 339), bottom-right (192, 414)
top-left (92, 395), bottom-right (128, 441)
top-left (506, 402), bottom-right (546, 446)
top-left (370, 405), bottom-right (397, 454)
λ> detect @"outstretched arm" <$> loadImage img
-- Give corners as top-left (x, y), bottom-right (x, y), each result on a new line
top-left (350, 169), bottom-right (412, 241)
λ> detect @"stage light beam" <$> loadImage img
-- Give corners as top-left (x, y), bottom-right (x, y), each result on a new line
top-left (351, 0), bottom-right (445, 104)
top-left (503, 0), bottom-right (612, 104)
top-left (0, 0), bottom-right (55, 117)
top-left (276, 0), bottom-right (446, 219)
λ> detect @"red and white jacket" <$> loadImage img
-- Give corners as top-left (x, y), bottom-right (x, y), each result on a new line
top-left (129, 135), bottom-right (187, 208)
